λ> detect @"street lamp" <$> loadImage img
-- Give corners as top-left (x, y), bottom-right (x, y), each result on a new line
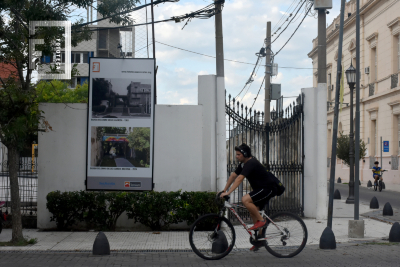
top-left (345, 63), bottom-right (356, 204)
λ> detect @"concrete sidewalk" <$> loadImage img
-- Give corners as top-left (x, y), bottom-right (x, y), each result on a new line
top-left (0, 199), bottom-right (396, 252)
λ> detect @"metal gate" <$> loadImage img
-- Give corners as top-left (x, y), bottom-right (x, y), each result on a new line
top-left (226, 93), bottom-right (304, 221)
top-left (0, 144), bottom-right (38, 216)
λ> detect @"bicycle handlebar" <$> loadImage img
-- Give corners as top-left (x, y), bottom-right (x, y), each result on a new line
top-left (217, 191), bottom-right (230, 201)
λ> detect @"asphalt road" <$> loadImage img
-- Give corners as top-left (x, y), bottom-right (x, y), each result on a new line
top-left (334, 183), bottom-right (400, 210)
top-left (1, 243), bottom-right (400, 267)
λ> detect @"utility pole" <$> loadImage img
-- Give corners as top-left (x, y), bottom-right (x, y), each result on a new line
top-left (151, 0), bottom-right (157, 104)
top-left (354, 0), bottom-right (361, 220)
top-left (264, 22), bottom-right (271, 124)
top-left (317, 10), bottom-right (326, 84)
top-left (215, 0), bottom-right (227, 192)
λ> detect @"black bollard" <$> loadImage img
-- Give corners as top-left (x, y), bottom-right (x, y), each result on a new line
top-left (334, 189), bottom-right (341, 200)
top-left (93, 231), bottom-right (110, 255)
top-left (337, 177), bottom-right (341, 183)
top-left (389, 222), bottom-right (400, 242)
top-left (211, 230), bottom-right (228, 254)
top-left (383, 202), bottom-right (393, 216)
top-left (319, 227), bottom-right (336, 249)
top-left (370, 196), bottom-right (379, 209)
top-left (367, 180), bottom-right (372, 187)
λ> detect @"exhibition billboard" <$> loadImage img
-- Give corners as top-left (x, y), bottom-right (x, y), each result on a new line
top-left (86, 58), bottom-right (155, 190)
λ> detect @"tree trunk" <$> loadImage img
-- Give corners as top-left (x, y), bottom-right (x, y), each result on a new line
top-left (8, 146), bottom-right (24, 243)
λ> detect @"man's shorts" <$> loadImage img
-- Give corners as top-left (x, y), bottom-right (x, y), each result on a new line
top-left (249, 187), bottom-right (276, 210)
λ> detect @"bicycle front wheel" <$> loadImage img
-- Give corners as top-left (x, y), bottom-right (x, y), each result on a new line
top-left (263, 212), bottom-right (307, 258)
top-left (189, 214), bottom-right (236, 260)
top-left (374, 182), bottom-right (378, 191)
top-left (379, 180), bottom-right (382, 192)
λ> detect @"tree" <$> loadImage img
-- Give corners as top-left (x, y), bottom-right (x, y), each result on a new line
top-left (127, 128), bottom-right (150, 165)
top-left (36, 80), bottom-right (88, 103)
top-left (336, 132), bottom-right (367, 166)
top-left (0, 0), bottom-right (140, 243)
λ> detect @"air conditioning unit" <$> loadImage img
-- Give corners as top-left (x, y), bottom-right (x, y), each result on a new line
top-left (365, 67), bottom-right (370, 74)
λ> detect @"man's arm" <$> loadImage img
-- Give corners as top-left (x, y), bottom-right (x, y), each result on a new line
top-left (223, 175), bottom-right (245, 195)
top-left (223, 172), bottom-right (238, 192)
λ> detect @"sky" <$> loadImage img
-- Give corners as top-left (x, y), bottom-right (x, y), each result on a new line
top-left (58, 0), bottom-right (343, 112)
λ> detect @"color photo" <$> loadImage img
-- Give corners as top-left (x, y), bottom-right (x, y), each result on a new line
top-left (90, 126), bottom-right (150, 168)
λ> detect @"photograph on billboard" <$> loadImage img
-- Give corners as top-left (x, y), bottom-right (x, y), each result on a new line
top-left (91, 78), bottom-right (152, 119)
top-left (87, 58), bottom-right (154, 191)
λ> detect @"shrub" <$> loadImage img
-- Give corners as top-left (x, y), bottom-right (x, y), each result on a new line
top-left (46, 190), bottom-right (219, 231)
top-left (178, 192), bottom-right (220, 225)
top-left (46, 191), bottom-right (83, 230)
top-left (126, 191), bottom-right (183, 231)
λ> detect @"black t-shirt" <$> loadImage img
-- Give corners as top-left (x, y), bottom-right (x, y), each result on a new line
top-left (234, 158), bottom-right (274, 191)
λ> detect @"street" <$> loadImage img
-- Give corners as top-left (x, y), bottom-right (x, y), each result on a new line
top-left (335, 183), bottom-right (400, 210)
top-left (1, 243), bottom-right (400, 266)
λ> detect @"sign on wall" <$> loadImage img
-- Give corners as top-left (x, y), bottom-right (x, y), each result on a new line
top-left (86, 58), bottom-right (155, 191)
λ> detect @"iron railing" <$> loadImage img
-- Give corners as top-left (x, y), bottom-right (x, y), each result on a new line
top-left (0, 145), bottom-right (38, 216)
top-left (226, 93), bottom-right (304, 222)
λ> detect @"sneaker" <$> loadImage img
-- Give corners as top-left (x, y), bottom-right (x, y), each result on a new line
top-left (250, 245), bottom-right (260, 252)
top-left (249, 220), bottom-right (267, 230)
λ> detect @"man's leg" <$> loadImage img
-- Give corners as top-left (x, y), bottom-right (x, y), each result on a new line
top-left (242, 194), bottom-right (263, 223)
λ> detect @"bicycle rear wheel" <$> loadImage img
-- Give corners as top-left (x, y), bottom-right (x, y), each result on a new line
top-left (263, 212), bottom-right (307, 258)
top-left (189, 214), bottom-right (236, 260)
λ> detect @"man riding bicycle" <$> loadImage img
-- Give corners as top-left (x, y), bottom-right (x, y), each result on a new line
top-left (372, 161), bottom-right (383, 185)
top-left (220, 143), bottom-right (278, 251)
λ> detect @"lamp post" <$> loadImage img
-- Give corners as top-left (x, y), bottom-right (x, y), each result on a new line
top-left (345, 63), bottom-right (356, 204)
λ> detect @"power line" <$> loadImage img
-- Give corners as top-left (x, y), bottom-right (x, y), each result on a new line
top-left (247, 76), bottom-right (265, 116)
top-left (275, 3), bottom-right (313, 56)
top-left (75, 0), bottom-right (224, 32)
top-left (272, 0), bottom-right (306, 44)
top-left (272, 0), bottom-right (297, 33)
top-left (155, 41), bottom-right (316, 69)
top-left (272, 0), bottom-right (304, 37)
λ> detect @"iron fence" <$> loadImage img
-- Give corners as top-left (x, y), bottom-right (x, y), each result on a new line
top-left (226, 93), bottom-right (304, 222)
top-left (0, 145), bottom-right (38, 216)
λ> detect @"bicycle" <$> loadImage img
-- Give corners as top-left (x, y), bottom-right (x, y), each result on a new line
top-left (189, 193), bottom-right (308, 260)
top-left (373, 170), bottom-right (386, 192)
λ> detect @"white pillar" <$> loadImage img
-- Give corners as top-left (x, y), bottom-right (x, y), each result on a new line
top-left (302, 87), bottom-right (328, 219)
top-left (216, 76), bottom-right (227, 192)
top-left (198, 75), bottom-right (217, 192)
top-left (316, 84), bottom-right (328, 220)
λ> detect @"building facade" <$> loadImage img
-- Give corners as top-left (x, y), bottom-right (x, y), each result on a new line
top-left (308, 0), bottom-right (400, 189)
top-left (40, 0), bottom-right (135, 88)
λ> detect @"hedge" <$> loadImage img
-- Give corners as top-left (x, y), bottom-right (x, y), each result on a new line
top-left (46, 190), bottom-right (219, 231)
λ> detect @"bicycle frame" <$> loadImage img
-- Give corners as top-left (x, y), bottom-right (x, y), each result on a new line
top-left (220, 201), bottom-right (285, 241)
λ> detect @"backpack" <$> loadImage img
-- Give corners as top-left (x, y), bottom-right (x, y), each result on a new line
top-left (267, 171), bottom-right (285, 196)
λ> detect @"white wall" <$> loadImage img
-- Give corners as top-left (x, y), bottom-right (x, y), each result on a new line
top-left (302, 87), bottom-right (328, 219)
top-left (37, 103), bottom-right (88, 229)
top-left (153, 105), bottom-right (205, 191)
top-left (37, 86), bottom-right (215, 228)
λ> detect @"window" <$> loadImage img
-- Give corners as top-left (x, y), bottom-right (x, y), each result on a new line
top-left (398, 35), bottom-right (400, 71)
top-left (371, 120), bottom-right (377, 155)
top-left (371, 48), bottom-right (377, 82)
top-left (62, 52), bottom-right (65, 63)
top-left (83, 52), bottom-right (89, 63)
top-left (328, 73), bottom-right (332, 101)
top-left (71, 52), bottom-right (80, 63)
top-left (398, 116), bottom-right (400, 155)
